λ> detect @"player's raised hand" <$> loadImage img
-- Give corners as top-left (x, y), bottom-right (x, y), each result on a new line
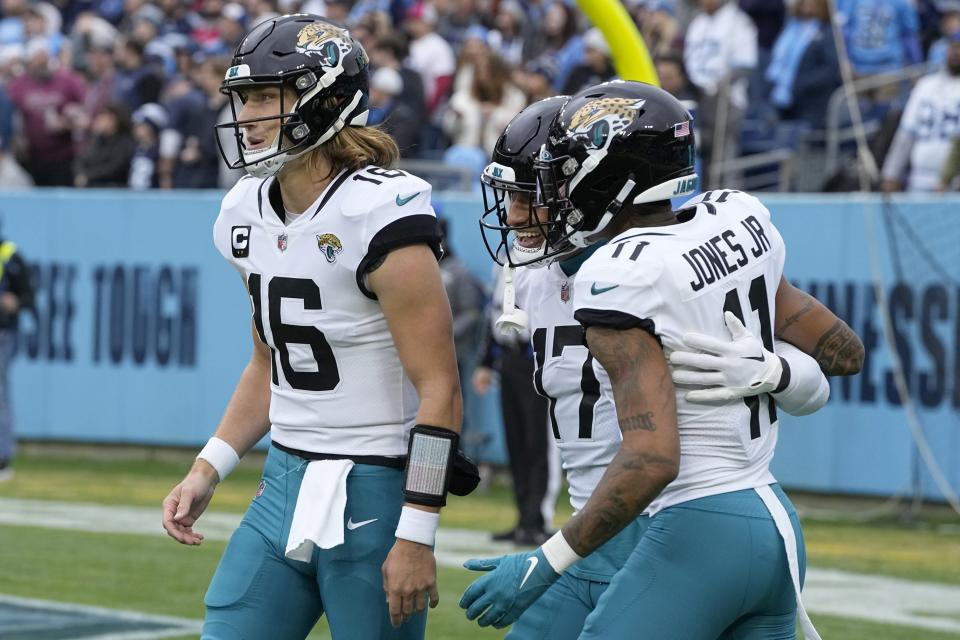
top-left (460, 548), bottom-right (559, 628)
top-left (161, 462), bottom-right (218, 545)
top-left (669, 311), bottom-right (787, 403)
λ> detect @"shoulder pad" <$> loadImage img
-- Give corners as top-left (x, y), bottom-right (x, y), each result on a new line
top-left (684, 189), bottom-right (772, 221)
top-left (220, 175), bottom-right (262, 217)
top-left (341, 168), bottom-right (433, 218)
top-left (577, 239), bottom-right (666, 290)
top-left (572, 243), bottom-right (667, 332)
top-left (726, 190), bottom-right (773, 221)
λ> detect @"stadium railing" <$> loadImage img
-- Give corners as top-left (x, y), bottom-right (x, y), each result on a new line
top-left (397, 159), bottom-right (477, 192)
top-left (823, 62), bottom-right (934, 178)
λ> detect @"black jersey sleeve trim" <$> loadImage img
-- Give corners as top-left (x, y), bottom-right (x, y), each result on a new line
top-left (356, 214), bottom-right (443, 300)
top-left (574, 308), bottom-right (661, 345)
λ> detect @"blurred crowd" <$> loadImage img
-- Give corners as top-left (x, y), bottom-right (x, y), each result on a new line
top-left (0, 0), bottom-right (958, 191)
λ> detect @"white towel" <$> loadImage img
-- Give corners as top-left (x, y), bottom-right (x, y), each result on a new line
top-left (755, 485), bottom-right (822, 640)
top-left (285, 459), bottom-right (354, 563)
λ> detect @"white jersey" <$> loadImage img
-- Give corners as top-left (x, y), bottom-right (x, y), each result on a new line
top-left (683, 2), bottom-right (757, 110)
top-left (514, 262), bottom-right (620, 512)
top-left (213, 167), bottom-right (440, 456)
top-left (900, 72), bottom-right (960, 192)
top-left (573, 189), bottom-right (786, 515)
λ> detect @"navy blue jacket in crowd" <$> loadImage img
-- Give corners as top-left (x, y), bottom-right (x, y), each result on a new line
top-left (777, 23), bottom-right (842, 130)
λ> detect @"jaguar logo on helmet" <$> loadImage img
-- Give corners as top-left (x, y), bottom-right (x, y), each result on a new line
top-left (567, 98), bottom-right (645, 151)
top-left (317, 233), bottom-right (344, 263)
top-left (296, 22), bottom-right (352, 67)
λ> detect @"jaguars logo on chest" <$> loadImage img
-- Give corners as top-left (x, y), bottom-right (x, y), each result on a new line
top-left (317, 233), bottom-right (343, 263)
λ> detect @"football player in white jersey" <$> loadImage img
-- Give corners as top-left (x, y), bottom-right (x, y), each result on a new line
top-left (476, 97), bottom-right (649, 640)
top-left (881, 34), bottom-right (960, 193)
top-left (160, 15), bottom-right (475, 640)
top-left (461, 83), bottom-right (863, 638)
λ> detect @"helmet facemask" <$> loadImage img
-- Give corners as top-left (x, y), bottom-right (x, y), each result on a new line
top-left (216, 83), bottom-right (304, 178)
top-left (534, 150), bottom-right (626, 252)
top-left (479, 161), bottom-right (576, 269)
top-left (216, 73), bottom-right (368, 179)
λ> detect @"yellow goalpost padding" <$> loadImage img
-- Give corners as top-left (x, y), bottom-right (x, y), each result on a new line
top-left (576, 0), bottom-right (659, 86)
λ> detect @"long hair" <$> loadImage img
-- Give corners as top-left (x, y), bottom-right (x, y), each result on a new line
top-left (318, 124), bottom-right (399, 173)
top-left (471, 54), bottom-right (510, 104)
top-left (305, 94), bottom-right (400, 179)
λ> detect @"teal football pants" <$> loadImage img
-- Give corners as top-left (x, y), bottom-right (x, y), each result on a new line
top-left (506, 517), bottom-right (650, 640)
top-left (578, 485), bottom-right (805, 640)
top-left (202, 446), bottom-right (427, 640)
top-left (505, 571), bottom-right (609, 640)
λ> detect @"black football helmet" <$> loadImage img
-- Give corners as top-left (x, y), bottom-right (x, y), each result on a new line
top-left (215, 14), bottom-right (370, 178)
top-left (536, 80), bottom-right (698, 247)
top-left (479, 95), bottom-right (574, 268)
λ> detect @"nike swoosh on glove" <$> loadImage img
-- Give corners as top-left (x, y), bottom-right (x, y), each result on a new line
top-left (669, 311), bottom-right (787, 404)
top-left (459, 548), bottom-right (559, 628)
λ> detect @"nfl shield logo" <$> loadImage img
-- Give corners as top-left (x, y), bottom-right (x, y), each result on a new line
top-left (277, 234), bottom-right (288, 252)
top-left (560, 281), bottom-right (570, 302)
top-left (255, 479), bottom-right (265, 498)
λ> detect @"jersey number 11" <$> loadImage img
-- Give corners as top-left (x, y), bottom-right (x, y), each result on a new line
top-left (723, 274), bottom-right (777, 439)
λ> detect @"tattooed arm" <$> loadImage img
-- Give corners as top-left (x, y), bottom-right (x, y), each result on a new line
top-left (559, 326), bottom-right (679, 557)
top-left (774, 276), bottom-right (864, 376)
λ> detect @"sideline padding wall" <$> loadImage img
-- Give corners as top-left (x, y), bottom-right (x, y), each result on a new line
top-left (4, 189), bottom-right (959, 500)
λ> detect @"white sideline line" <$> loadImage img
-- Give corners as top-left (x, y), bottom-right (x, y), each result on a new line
top-left (801, 568), bottom-right (960, 634)
top-left (0, 593), bottom-right (202, 638)
top-left (0, 497), bottom-right (242, 540)
top-left (2, 498), bottom-right (960, 634)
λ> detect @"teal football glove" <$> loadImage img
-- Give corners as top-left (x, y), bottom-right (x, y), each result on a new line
top-left (459, 548), bottom-right (560, 628)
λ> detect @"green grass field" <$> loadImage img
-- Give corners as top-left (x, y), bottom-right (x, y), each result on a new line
top-left (2, 447), bottom-right (959, 639)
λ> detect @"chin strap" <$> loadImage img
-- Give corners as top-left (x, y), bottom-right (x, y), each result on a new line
top-left (568, 178), bottom-right (635, 248)
top-left (495, 263), bottom-right (529, 335)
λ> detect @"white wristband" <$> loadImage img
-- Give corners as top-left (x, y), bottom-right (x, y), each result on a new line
top-left (541, 530), bottom-right (582, 574)
top-left (395, 506), bottom-right (440, 547)
top-left (197, 437), bottom-right (240, 482)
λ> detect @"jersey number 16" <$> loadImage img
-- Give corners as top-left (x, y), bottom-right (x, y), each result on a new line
top-left (247, 273), bottom-right (341, 392)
